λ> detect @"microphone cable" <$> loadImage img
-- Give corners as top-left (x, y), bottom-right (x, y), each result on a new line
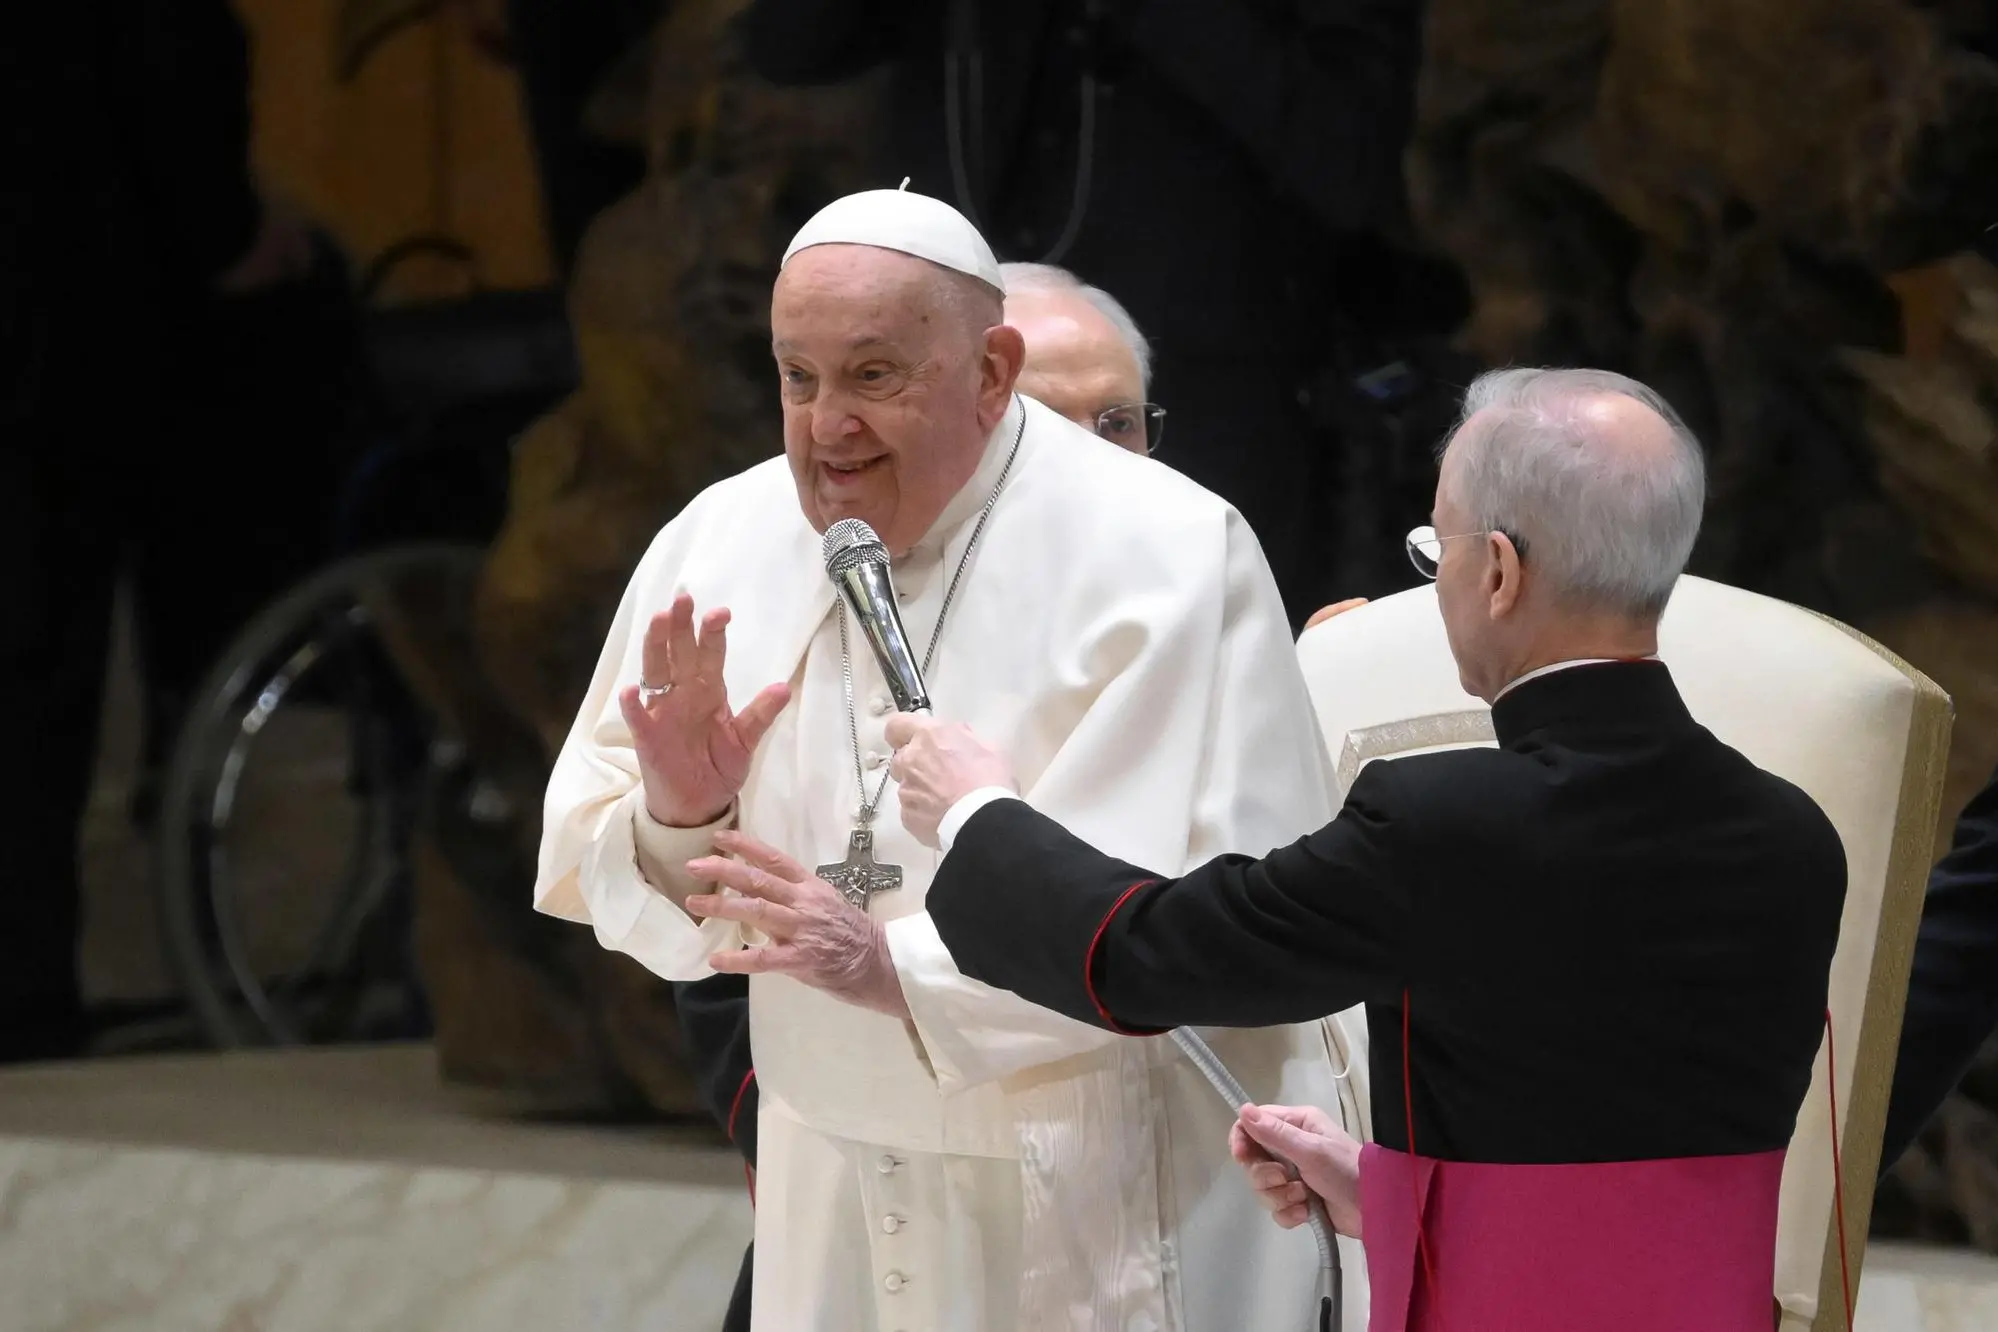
top-left (1170, 1028), bottom-right (1343, 1332)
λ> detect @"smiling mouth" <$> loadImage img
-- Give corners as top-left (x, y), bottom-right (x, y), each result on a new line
top-left (821, 457), bottom-right (887, 482)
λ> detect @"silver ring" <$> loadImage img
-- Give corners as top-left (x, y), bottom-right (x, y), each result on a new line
top-left (638, 680), bottom-right (672, 705)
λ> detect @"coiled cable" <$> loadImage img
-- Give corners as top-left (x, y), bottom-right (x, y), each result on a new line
top-left (1170, 1028), bottom-right (1343, 1332)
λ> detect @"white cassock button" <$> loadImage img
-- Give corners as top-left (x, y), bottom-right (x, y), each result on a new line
top-left (864, 750), bottom-right (887, 770)
top-left (881, 1214), bottom-right (904, 1234)
top-left (869, 695), bottom-right (891, 717)
top-left (884, 1272), bottom-right (909, 1293)
top-left (877, 1154), bottom-right (902, 1175)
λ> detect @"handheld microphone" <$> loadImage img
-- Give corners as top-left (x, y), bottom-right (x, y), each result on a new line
top-left (822, 519), bottom-right (932, 714)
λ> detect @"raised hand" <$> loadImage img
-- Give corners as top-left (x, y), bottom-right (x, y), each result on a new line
top-left (1229, 1103), bottom-right (1364, 1237)
top-left (619, 594), bottom-right (791, 828)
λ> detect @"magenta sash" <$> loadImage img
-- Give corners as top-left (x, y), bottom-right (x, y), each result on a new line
top-left (1358, 1143), bottom-right (1787, 1332)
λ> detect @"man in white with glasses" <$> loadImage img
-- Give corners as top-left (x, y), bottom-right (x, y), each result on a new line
top-left (1000, 262), bottom-right (1168, 456)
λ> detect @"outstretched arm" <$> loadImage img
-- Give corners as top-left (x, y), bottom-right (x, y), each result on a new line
top-left (923, 761), bottom-right (1412, 1034)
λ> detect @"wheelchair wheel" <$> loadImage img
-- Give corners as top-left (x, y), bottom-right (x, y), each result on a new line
top-left (156, 543), bottom-right (489, 1047)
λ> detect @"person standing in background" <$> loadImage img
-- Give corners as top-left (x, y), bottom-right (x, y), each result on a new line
top-left (1, 0), bottom-right (349, 1063)
top-left (1001, 261), bottom-right (1160, 453)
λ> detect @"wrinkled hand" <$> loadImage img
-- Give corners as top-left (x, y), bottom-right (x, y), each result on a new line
top-left (1303, 597), bottom-right (1369, 632)
top-left (621, 594), bottom-right (791, 828)
top-left (883, 714), bottom-right (1018, 848)
top-left (1229, 1103), bottom-right (1363, 1237)
top-left (683, 830), bottom-right (909, 1018)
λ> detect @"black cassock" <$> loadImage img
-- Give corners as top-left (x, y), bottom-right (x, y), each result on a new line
top-left (926, 661), bottom-right (1849, 1331)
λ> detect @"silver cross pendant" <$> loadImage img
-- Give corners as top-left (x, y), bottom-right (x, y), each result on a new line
top-left (817, 827), bottom-right (904, 912)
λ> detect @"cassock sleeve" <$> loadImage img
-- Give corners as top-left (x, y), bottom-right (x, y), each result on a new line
top-left (889, 509), bottom-right (1349, 1087)
top-left (928, 760), bottom-right (1411, 1034)
top-left (534, 532), bottom-right (743, 980)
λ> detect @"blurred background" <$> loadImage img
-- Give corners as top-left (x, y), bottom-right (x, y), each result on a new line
top-left (6, 0), bottom-right (1998, 1328)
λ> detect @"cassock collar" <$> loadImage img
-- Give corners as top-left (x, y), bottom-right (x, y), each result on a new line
top-left (895, 394), bottom-right (1027, 593)
top-left (1493, 655), bottom-right (1658, 701)
top-left (1489, 658), bottom-right (1696, 749)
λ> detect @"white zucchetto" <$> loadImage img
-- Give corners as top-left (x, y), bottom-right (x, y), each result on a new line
top-left (781, 183), bottom-right (1006, 293)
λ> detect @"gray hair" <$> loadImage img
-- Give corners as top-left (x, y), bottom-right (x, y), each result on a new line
top-left (1000, 262), bottom-right (1153, 393)
top-left (1442, 367), bottom-right (1706, 618)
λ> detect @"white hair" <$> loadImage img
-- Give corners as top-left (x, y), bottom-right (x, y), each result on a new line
top-left (1442, 367), bottom-right (1707, 618)
top-left (999, 262), bottom-right (1153, 393)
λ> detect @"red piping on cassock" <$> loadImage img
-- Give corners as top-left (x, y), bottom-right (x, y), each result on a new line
top-left (729, 1069), bottom-right (757, 1205)
top-left (1084, 881), bottom-right (1158, 1035)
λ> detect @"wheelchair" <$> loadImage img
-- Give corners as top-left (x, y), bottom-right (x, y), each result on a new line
top-left (154, 240), bottom-right (576, 1047)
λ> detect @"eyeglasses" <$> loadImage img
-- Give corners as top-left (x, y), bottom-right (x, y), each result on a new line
top-left (1405, 524), bottom-right (1530, 579)
top-left (1093, 403), bottom-right (1167, 454)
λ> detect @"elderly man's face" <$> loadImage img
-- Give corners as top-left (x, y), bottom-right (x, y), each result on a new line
top-left (772, 246), bottom-right (1021, 554)
top-left (1006, 287), bottom-right (1146, 452)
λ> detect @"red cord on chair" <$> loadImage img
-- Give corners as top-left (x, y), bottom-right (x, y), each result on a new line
top-left (1823, 1008), bottom-right (1853, 1331)
top-left (1402, 991), bottom-right (1443, 1328)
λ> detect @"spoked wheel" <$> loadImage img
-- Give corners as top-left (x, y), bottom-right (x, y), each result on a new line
top-left (156, 543), bottom-right (490, 1047)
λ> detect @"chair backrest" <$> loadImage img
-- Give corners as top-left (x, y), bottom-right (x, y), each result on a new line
top-left (1295, 575), bottom-right (1951, 1331)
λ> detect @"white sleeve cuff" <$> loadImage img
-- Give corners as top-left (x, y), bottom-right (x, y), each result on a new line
top-left (631, 800), bottom-right (737, 903)
top-left (885, 909), bottom-right (1121, 1093)
top-left (937, 787), bottom-right (1021, 853)
top-left (570, 786), bottom-right (740, 981)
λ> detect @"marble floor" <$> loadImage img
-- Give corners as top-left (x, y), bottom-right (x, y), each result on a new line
top-left (1, 1046), bottom-right (1995, 1331)
top-left (0, 1046), bottom-right (752, 1332)
top-left (1858, 1242), bottom-right (1998, 1332)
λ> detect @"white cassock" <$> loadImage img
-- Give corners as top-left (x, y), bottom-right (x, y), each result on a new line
top-left (536, 394), bottom-right (1370, 1332)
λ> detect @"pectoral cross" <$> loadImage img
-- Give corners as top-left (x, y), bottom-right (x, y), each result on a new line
top-left (817, 827), bottom-right (903, 911)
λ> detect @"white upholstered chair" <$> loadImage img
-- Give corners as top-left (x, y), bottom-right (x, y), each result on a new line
top-left (1294, 576), bottom-right (1951, 1331)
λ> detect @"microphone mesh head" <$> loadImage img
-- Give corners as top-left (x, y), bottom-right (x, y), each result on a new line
top-left (823, 518), bottom-right (889, 574)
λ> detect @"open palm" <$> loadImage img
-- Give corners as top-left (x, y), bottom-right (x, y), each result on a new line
top-left (619, 594), bottom-right (791, 828)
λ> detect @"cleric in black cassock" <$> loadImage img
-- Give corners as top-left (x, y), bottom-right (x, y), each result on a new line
top-left (881, 367), bottom-right (1851, 1332)
top-left (905, 658), bottom-right (1843, 1164)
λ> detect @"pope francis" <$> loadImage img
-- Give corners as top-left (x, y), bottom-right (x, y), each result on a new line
top-left (534, 187), bottom-right (1366, 1331)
